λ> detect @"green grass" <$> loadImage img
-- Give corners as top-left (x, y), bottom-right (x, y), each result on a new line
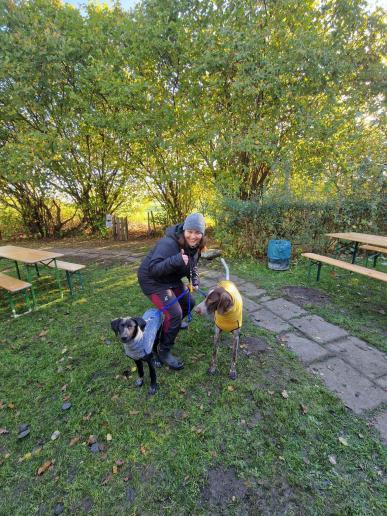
top-left (0, 259), bottom-right (386, 514)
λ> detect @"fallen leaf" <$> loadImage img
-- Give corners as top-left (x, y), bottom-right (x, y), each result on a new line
top-left (0, 428), bottom-right (9, 435)
top-left (210, 451), bottom-right (218, 458)
top-left (83, 413), bottom-right (92, 421)
top-left (111, 395), bottom-right (119, 401)
top-left (51, 430), bottom-right (60, 441)
top-left (140, 445), bottom-right (146, 455)
top-left (328, 455), bottom-right (337, 465)
top-left (338, 437), bottom-right (348, 446)
top-left (123, 476), bottom-right (129, 482)
top-left (299, 403), bottom-right (308, 414)
top-left (87, 435), bottom-right (97, 445)
top-left (102, 473), bottom-right (112, 485)
top-left (37, 459), bottom-right (54, 476)
top-left (129, 410), bottom-right (139, 416)
top-left (180, 388), bottom-right (186, 394)
top-left (358, 433), bottom-right (364, 439)
top-left (7, 402), bottom-right (15, 409)
top-left (61, 347), bottom-right (68, 354)
top-left (69, 436), bottom-right (80, 447)
top-left (268, 390), bottom-right (274, 395)
top-left (18, 452), bottom-right (32, 462)
top-left (281, 390), bottom-right (289, 399)
top-left (116, 459), bottom-right (125, 466)
top-left (106, 434), bottom-right (112, 442)
top-left (112, 465), bottom-right (118, 474)
top-left (38, 329), bottom-right (48, 337)
top-left (227, 385), bottom-right (235, 392)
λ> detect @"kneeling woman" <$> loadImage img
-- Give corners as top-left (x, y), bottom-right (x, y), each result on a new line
top-left (137, 213), bottom-right (206, 370)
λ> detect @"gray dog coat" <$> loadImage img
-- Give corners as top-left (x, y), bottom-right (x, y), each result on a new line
top-left (122, 308), bottom-right (163, 360)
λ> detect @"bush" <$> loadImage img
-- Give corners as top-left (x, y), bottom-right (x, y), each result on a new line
top-left (214, 197), bottom-right (385, 258)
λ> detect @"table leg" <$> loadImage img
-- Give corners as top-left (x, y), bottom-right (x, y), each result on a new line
top-left (53, 260), bottom-right (63, 297)
top-left (351, 242), bottom-right (359, 264)
top-left (14, 261), bottom-right (21, 279)
top-left (25, 264), bottom-right (37, 307)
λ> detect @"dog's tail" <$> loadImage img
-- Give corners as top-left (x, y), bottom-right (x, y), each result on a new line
top-left (220, 258), bottom-right (229, 280)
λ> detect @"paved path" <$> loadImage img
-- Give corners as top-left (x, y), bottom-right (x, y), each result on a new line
top-left (47, 245), bottom-right (387, 444)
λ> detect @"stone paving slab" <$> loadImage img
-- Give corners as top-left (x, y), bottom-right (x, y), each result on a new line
top-left (281, 332), bottom-right (330, 364)
top-left (250, 308), bottom-right (290, 333)
top-left (290, 315), bottom-right (348, 344)
top-left (375, 375), bottom-right (387, 390)
top-left (201, 269), bottom-right (223, 280)
top-left (242, 297), bottom-right (262, 313)
top-left (262, 298), bottom-right (307, 321)
top-left (326, 337), bottom-right (387, 379)
top-left (309, 357), bottom-right (387, 414)
top-left (199, 278), bottom-right (217, 288)
top-left (238, 282), bottom-right (266, 298)
top-left (229, 274), bottom-right (246, 284)
top-left (259, 296), bottom-right (272, 303)
top-left (373, 409), bottom-right (387, 444)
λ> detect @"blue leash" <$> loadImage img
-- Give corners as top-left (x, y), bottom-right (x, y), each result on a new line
top-left (156, 286), bottom-right (207, 324)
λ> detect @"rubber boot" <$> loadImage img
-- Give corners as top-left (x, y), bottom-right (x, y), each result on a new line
top-left (157, 345), bottom-right (184, 370)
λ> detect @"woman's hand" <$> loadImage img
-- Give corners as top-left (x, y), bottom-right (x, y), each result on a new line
top-left (180, 249), bottom-right (189, 266)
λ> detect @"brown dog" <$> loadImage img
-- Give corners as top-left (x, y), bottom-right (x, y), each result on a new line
top-left (195, 280), bottom-right (243, 379)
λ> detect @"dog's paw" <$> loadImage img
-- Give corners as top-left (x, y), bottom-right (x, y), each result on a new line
top-left (229, 370), bottom-right (237, 380)
top-left (153, 358), bottom-right (162, 368)
top-left (208, 367), bottom-right (217, 376)
top-left (135, 378), bottom-right (144, 388)
top-left (148, 384), bottom-right (158, 395)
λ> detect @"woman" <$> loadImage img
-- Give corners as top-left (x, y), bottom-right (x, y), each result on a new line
top-left (137, 213), bottom-right (206, 370)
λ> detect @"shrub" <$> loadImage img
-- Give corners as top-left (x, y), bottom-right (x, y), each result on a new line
top-left (214, 197), bottom-right (385, 258)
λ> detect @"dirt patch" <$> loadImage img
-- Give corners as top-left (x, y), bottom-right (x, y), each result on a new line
top-left (201, 467), bottom-right (248, 509)
top-left (251, 478), bottom-right (308, 515)
top-left (242, 336), bottom-right (269, 355)
top-left (282, 286), bottom-right (331, 307)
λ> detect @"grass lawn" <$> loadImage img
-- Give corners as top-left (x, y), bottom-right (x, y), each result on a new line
top-left (0, 250), bottom-right (386, 514)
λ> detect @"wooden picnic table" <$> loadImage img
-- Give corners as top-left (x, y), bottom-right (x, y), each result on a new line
top-left (325, 233), bottom-right (387, 263)
top-left (0, 245), bottom-right (64, 301)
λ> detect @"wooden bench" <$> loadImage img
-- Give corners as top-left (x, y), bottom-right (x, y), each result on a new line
top-left (359, 245), bottom-right (387, 267)
top-left (0, 272), bottom-right (36, 317)
top-left (302, 253), bottom-right (387, 282)
top-left (45, 260), bottom-right (85, 295)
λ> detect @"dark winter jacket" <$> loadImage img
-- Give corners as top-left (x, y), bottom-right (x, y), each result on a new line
top-left (137, 224), bottom-right (201, 295)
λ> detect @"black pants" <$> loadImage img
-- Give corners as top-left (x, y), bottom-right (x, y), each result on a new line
top-left (149, 283), bottom-right (195, 352)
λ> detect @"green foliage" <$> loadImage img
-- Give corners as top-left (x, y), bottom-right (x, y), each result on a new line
top-left (0, 0), bottom-right (385, 234)
top-left (215, 197), bottom-right (385, 257)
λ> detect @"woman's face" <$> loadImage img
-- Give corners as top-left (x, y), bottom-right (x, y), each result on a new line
top-left (184, 229), bottom-right (202, 248)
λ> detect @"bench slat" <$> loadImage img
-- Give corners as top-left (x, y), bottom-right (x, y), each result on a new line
top-left (0, 272), bottom-right (32, 292)
top-left (359, 245), bottom-right (387, 254)
top-left (45, 260), bottom-right (85, 272)
top-left (302, 253), bottom-right (387, 282)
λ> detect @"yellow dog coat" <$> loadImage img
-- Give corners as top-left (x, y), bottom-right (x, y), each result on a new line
top-left (214, 280), bottom-right (243, 332)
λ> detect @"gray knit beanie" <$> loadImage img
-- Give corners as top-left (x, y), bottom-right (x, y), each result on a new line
top-left (183, 213), bottom-right (205, 235)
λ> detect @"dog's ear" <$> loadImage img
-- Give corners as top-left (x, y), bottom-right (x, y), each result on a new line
top-left (133, 317), bottom-right (146, 331)
top-left (217, 291), bottom-right (233, 315)
top-left (111, 318), bottom-right (121, 335)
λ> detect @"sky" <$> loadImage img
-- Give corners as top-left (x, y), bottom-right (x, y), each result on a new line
top-left (63, 0), bottom-right (387, 12)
